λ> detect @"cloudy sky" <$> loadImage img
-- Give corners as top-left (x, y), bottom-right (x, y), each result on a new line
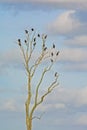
top-left (0, 1), bottom-right (87, 130)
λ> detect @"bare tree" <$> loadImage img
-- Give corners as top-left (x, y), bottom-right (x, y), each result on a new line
top-left (17, 28), bottom-right (59, 130)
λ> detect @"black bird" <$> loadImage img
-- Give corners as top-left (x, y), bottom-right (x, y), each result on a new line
top-left (43, 43), bottom-right (45, 47)
top-left (51, 59), bottom-right (53, 62)
top-left (34, 37), bottom-right (36, 42)
top-left (25, 30), bottom-right (28, 34)
top-left (24, 40), bottom-right (27, 43)
top-left (18, 39), bottom-right (21, 46)
top-left (44, 35), bottom-right (47, 39)
top-left (55, 72), bottom-right (58, 77)
top-left (44, 47), bottom-right (47, 51)
top-left (31, 28), bottom-right (34, 31)
top-left (51, 52), bottom-right (53, 56)
top-left (18, 39), bottom-right (20, 42)
top-left (33, 42), bottom-right (36, 46)
top-left (53, 44), bottom-right (55, 48)
top-left (38, 34), bottom-right (40, 37)
top-left (56, 51), bottom-right (59, 56)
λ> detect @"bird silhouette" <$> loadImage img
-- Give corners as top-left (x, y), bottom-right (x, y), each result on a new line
top-left (51, 59), bottom-right (53, 62)
top-left (31, 28), bottom-right (34, 31)
top-left (55, 72), bottom-right (58, 77)
top-left (53, 44), bottom-right (55, 48)
top-left (51, 52), bottom-right (53, 56)
top-left (43, 43), bottom-right (45, 47)
top-left (24, 40), bottom-right (27, 43)
top-left (38, 34), bottom-right (40, 37)
top-left (44, 35), bottom-right (47, 39)
top-left (33, 42), bottom-right (36, 46)
top-left (18, 39), bottom-right (21, 46)
top-left (34, 38), bottom-right (36, 42)
top-left (44, 47), bottom-right (47, 51)
top-left (56, 51), bottom-right (59, 56)
top-left (25, 30), bottom-right (28, 34)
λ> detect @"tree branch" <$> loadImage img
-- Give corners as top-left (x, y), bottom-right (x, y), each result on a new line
top-left (37, 75), bottom-right (59, 106)
top-left (30, 74), bottom-right (58, 117)
top-left (20, 45), bottom-right (26, 63)
top-left (28, 31), bottom-right (36, 62)
top-left (19, 44), bottom-right (30, 74)
top-left (30, 52), bottom-right (44, 77)
top-left (34, 62), bottom-right (53, 104)
top-left (32, 112), bottom-right (45, 120)
top-left (25, 33), bottom-right (30, 62)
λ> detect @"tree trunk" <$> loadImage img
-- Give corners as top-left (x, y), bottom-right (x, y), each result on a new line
top-left (25, 102), bottom-right (32, 130)
top-left (26, 118), bottom-right (32, 130)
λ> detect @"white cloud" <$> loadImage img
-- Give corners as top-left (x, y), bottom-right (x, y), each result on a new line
top-left (64, 35), bottom-right (87, 46)
top-left (1, 0), bottom-right (87, 10)
top-left (46, 86), bottom-right (87, 108)
top-left (58, 48), bottom-right (87, 71)
top-left (75, 87), bottom-right (87, 106)
top-left (63, 63), bottom-right (87, 71)
top-left (36, 103), bottom-right (66, 112)
top-left (55, 103), bottom-right (65, 109)
top-left (0, 99), bottom-right (17, 111)
top-left (76, 115), bottom-right (87, 125)
top-left (47, 10), bottom-right (84, 35)
top-left (0, 98), bottom-right (25, 112)
top-left (1, 0), bottom-right (86, 3)
top-left (0, 50), bottom-right (28, 71)
top-left (59, 48), bottom-right (87, 63)
top-left (54, 113), bottom-right (87, 126)
top-left (0, 48), bottom-right (22, 68)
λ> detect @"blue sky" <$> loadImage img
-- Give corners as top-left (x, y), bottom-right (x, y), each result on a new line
top-left (0, 1), bottom-right (87, 130)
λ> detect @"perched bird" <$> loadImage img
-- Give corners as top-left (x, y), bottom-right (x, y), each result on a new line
top-left (51, 52), bottom-right (53, 56)
top-left (55, 72), bottom-right (58, 77)
top-left (24, 40), bottom-right (27, 43)
top-left (33, 42), bottom-right (36, 46)
top-left (18, 39), bottom-right (21, 46)
top-left (34, 37), bottom-right (36, 42)
top-left (53, 44), bottom-right (55, 48)
top-left (43, 43), bottom-right (45, 47)
top-left (44, 47), bottom-right (47, 51)
top-left (18, 39), bottom-right (21, 42)
top-left (56, 51), bottom-right (59, 56)
top-left (38, 34), bottom-right (40, 37)
top-left (31, 28), bottom-right (34, 31)
top-left (25, 30), bottom-right (28, 34)
top-left (44, 35), bottom-right (47, 39)
top-left (51, 59), bottom-right (53, 62)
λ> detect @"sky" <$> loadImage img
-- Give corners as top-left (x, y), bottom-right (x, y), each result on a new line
top-left (0, 0), bottom-right (87, 130)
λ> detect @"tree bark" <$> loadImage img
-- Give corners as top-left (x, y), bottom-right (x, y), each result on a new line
top-left (25, 103), bottom-right (32, 130)
top-left (26, 119), bottom-right (32, 130)
top-left (26, 118), bottom-right (32, 130)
